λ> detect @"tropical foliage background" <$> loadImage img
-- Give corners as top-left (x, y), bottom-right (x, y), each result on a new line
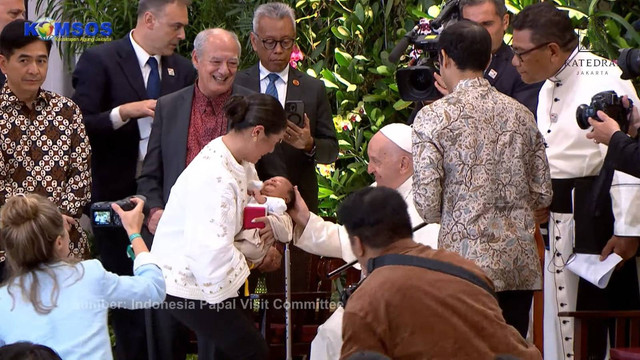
top-left (37, 0), bottom-right (640, 217)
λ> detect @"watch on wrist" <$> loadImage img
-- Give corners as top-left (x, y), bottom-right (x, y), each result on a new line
top-left (304, 143), bottom-right (317, 157)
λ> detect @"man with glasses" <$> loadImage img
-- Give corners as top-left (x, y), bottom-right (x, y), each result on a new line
top-left (71, 1), bottom-right (196, 358)
top-left (512, 3), bottom-right (640, 359)
top-left (138, 28), bottom-right (259, 360)
top-left (413, 19), bottom-right (552, 339)
top-left (436, 0), bottom-right (543, 115)
top-left (234, 2), bottom-right (338, 292)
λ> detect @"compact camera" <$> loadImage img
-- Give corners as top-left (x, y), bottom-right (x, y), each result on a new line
top-left (576, 90), bottom-right (631, 134)
top-left (90, 195), bottom-right (146, 228)
top-left (285, 100), bottom-right (305, 128)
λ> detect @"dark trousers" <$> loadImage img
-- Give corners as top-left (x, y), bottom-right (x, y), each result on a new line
top-left (161, 295), bottom-right (268, 360)
top-left (146, 307), bottom-right (192, 360)
top-left (93, 226), bottom-right (148, 360)
top-left (496, 290), bottom-right (534, 339)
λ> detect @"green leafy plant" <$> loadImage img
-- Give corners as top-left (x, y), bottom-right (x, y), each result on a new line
top-left (294, 0), bottom-right (443, 216)
top-left (35, 0), bottom-right (640, 216)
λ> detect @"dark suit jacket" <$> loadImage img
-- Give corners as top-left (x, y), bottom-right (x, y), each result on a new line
top-left (234, 64), bottom-right (338, 211)
top-left (486, 42), bottom-right (544, 116)
top-left (137, 83), bottom-right (255, 212)
top-left (605, 131), bottom-right (640, 178)
top-left (72, 35), bottom-right (196, 203)
top-left (408, 42), bottom-right (543, 124)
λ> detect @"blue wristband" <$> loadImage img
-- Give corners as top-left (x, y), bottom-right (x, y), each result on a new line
top-left (128, 233), bottom-right (142, 243)
top-left (126, 245), bottom-right (135, 260)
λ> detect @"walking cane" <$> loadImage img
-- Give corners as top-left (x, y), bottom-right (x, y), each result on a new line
top-left (284, 243), bottom-right (292, 360)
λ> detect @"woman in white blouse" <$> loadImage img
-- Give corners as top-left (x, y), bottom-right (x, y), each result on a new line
top-left (151, 93), bottom-right (288, 360)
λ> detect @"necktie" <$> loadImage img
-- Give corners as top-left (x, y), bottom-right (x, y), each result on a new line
top-left (146, 57), bottom-right (161, 100)
top-left (265, 73), bottom-right (279, 100)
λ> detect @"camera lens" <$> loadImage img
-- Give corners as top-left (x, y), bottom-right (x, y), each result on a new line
top-left (575, 104), bottom-right (593, 130)
top-left (410, 71), bottom-right (432, 92)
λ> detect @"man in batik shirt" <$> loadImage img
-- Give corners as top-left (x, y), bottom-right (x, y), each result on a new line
top-left (412, 20), bottom-right (552, 338)
top-left (0, 20), bottom-right (91, 273)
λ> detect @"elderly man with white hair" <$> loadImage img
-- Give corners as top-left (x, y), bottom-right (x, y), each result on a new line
top-left (287, 123), bottom-right (439, 360)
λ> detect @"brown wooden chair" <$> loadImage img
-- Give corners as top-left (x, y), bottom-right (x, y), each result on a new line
top-left (558, 310), bottom-right (640, 359)
top-left (251, 254), bottom-right (360, 359)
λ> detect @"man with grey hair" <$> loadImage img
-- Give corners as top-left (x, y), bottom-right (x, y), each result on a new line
top-left (72, 0), bottom-right (196, 358)
top-left (138, 27), bottom-right (258, 360)
top-left (235, 1), bottom-right (338, 293)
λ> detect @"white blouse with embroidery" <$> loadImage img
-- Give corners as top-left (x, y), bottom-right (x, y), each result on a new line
top-left (151, 137), bottom-right (255, 304)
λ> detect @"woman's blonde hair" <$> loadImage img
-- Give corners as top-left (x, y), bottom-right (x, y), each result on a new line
top-left (1, 193), bottom-right (78, 314)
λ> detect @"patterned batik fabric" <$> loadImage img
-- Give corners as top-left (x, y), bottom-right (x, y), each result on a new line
top-left (0, 84), bottom-right (92, 259)
top-left (412, 77), bottom-right (552, 292)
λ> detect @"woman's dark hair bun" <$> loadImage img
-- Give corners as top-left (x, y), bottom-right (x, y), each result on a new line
top-left (224, 96), bottom-right (249, 126)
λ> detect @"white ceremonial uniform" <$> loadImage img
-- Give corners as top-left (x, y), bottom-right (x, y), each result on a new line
top-left (538, 47), bottom-right (640, 360)
top-left (295, 177), bottom-right (440, 360)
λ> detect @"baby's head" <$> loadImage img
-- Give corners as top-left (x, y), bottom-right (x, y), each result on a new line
top-left (262, 176), bottom-right (295, 209)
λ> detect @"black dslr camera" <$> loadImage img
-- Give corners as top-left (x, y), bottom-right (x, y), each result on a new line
top-left (576, 91), bottom-right (631, 133)
top-left (90, 195), bottom-right (146, 227)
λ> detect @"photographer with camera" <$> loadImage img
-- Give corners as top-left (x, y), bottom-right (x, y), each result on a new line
top-left (511, 3), bottom-right (640, 359)
top-left (338, 187), bottom-right (541, 359)
top-left (585, 96), bottom-right (640, 178)
top-left (402, 0), bottom-right (542, 123)
top-left (0, 194), bottom-right (164, 360)
top-left (434, 0), bottom-right (543, 115)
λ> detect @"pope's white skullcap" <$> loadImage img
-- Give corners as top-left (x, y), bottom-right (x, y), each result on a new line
top-left (378, 123), bottom-right (412, 154)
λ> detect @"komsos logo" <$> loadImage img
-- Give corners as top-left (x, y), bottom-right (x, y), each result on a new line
top-left (25, 17), bottom-right (113, 42)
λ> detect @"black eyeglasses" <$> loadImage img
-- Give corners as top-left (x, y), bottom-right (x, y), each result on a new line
top-left (253, 33), bottom-right (295, 50)
top-left (512, 42), bottom-right (551, 63)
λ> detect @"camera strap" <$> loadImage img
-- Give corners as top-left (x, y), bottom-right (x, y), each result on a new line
top-left (367, 254), bottom-right (497, 299)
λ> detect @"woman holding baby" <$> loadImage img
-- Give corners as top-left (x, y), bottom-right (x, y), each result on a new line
top-left (150, 93), bottom-right (290, 360)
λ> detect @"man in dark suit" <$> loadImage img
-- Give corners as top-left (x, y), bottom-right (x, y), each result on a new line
top-left (71, 0), bottom-right (196, 358)
top-left (234, 2), bottom-right (338, 213)
top-left (234, 2), bottom-right (338, 292)
top-left (0, 0), bottom-right (25, 87)
top-left (417, 0), bottom-right (542, 123)
top-left (587, 98), bottom-right (640, 178)
top-left (459, 0), bottom-right (543, 115)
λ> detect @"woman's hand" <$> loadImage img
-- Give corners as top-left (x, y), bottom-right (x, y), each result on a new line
top-left (111, 197), bottom-right (145, 236)
top-left (254, 216), bottom-right (275, 244)
top-left (61, 214), bottom-right (77, 232)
